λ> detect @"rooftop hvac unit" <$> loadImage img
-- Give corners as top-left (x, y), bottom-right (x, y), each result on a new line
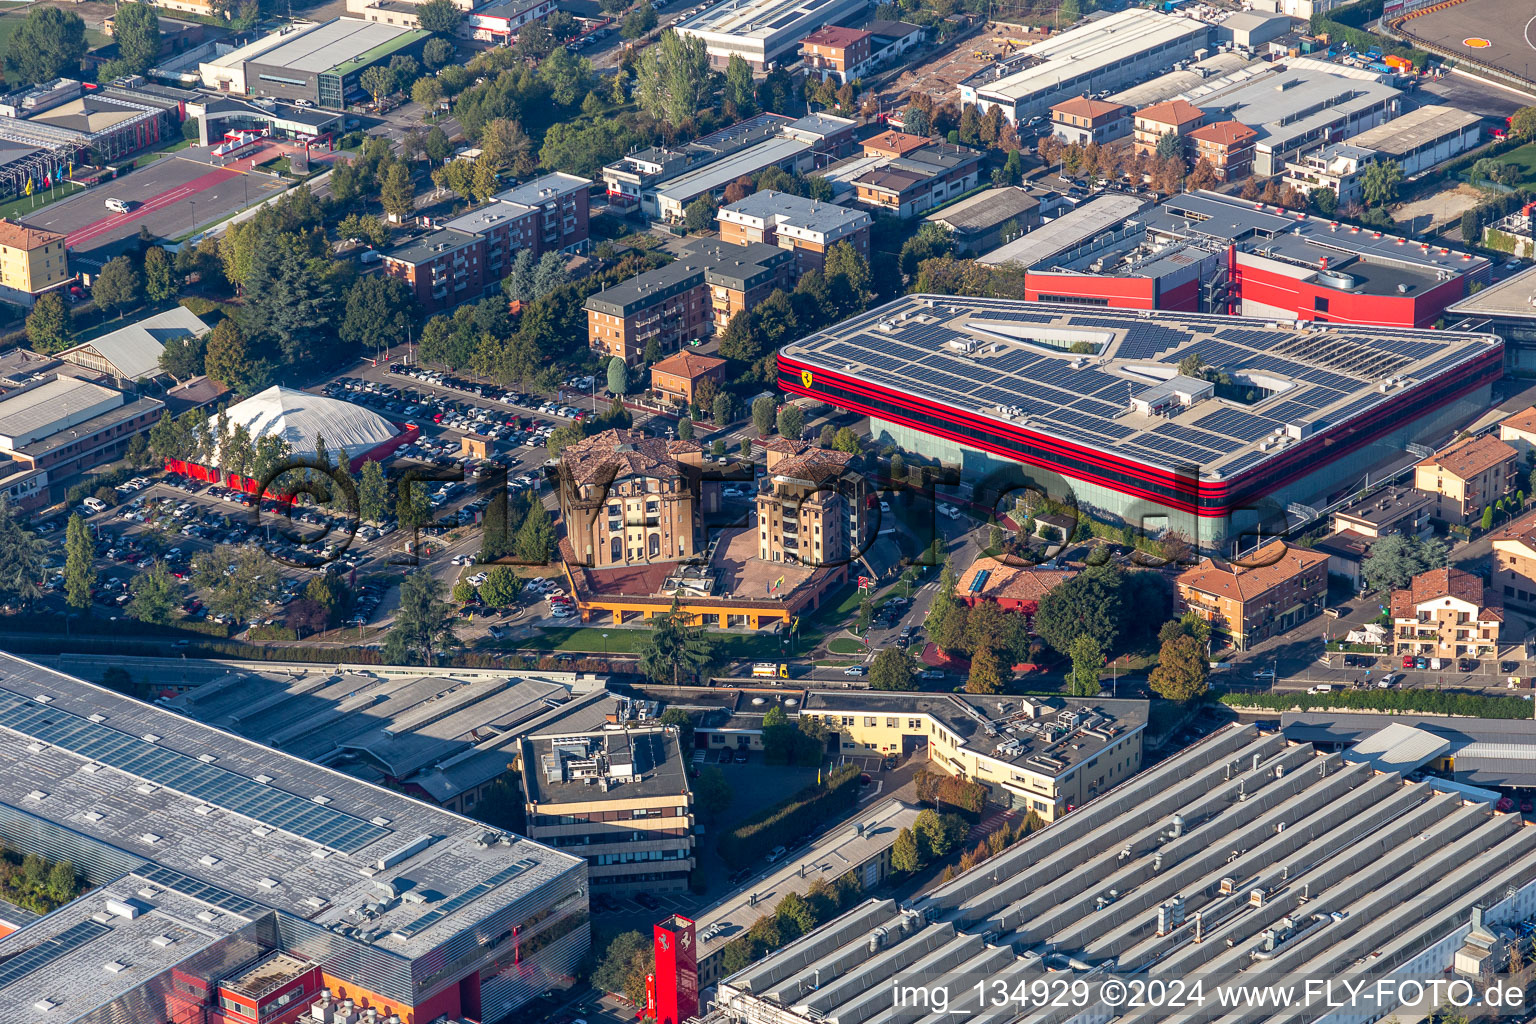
top-left (1250, 888), bottom-right (1266, 907)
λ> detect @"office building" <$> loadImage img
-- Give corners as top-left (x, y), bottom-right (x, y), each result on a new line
top-left (717, 188), bottom-right (871, 274)
top-left (601, 113), bottom-right (793, 211)
top-left (672, 0), bottom-right (871, 69)
top-left (0, 652), bottom-right (589, 1024)
top-left (714, 724), bottom-right (1536, 1024)
top-left (1174, 539), bottom-right (1328, 649)
top-left (979, 193), bottom-right (1149, 269)
top-left (198, 18), bottom-right (429, 108)
top-left (0, 219), bottom-right (66, 307)
top-left (756, 438), bottom-right (863, 566)
top-left (0, 376), bottom-right (162, 510)
top-left (521, 728), bottom-right (695, 894)
top-left (652, 134), bottom-right (811, 223)
top-left (1413, 433), bottom-right (1516, 523)
top-left (349, 0), bottom-right (555, 41)
top-left (1016, 190), bottom-right (1492, 327)
top-left (1049, 96), bottom-right (1132, 147)
top-left (1391, 566), bottom-right (1502, 661)
top-left (960, 9), bottom-right (1211, 124)
top-left (55, 306), bottom-right (211, 383)
top-left (777, 298), bottom-right (1502, 547)
top-left (558, 428), bottom-right (706, 568)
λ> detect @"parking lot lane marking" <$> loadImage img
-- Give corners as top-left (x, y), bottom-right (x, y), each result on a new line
top-left (65, 167), bottom-right (242, 248)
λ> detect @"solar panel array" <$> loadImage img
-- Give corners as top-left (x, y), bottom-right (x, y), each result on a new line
top-left (392, 859), bottom-right (539, 938)
top-left (0, 690), bottom-right (390, 854)
top-left (0, 920), bottom-right (110, 991)
top-left (136, 865), bottom-right (268, 919)
top-left (789, 299), bottom-right (1492, 481)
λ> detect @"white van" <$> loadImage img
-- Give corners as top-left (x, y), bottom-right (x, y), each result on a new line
top-left (104, 198), bottom-right (130, 214)
top-left (81, 496), bottom-right (106, 513)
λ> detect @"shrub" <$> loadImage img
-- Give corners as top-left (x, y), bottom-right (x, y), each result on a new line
top-left (1220, 689), bottom-right (1531, 718)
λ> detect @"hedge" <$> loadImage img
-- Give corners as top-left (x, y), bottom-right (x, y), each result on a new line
top-left (1220, 689), bottom-right (1532, 718)
top-left (716, 763), bottom-right (863, 869)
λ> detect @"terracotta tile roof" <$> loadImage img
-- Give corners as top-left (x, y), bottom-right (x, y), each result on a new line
top-left (863, 130), bottom-right (930, 157)
top-left (1186, 120), bottom-right (1256, 147)
top-left (1390, 566), bottom-right (1502, 620)
top-left (1051, 97), bottom-right (1128, 120)
top-left (1175, 540), bottom-right (1327, 603)
top-left (1416, 434), bottom-right (1516, 481)
top-left (562, 428), bottom-right (701, 486)
top-left (770, 446), bottom-right (855, 483)
top-left (955, 556), bottom-right (1077, 605)
top-left (762, 437), bottom-right (812, 455)
top-left (0, 219), bottom-right (63, 250)
top-left (1135, 100), bottom-right (1205, 127)
top-left (802, 25), bottom-right (870, 48)
top-left (650, 350), bottom-right (725, 380)
top-left (1500, 406), bottom-right (1536, 436)
top-left (1490, 509), bottom-right (1536, 551)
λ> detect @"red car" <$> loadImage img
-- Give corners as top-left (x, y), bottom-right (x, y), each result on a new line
top-left (1402, 655), bottom-right (1414, 668)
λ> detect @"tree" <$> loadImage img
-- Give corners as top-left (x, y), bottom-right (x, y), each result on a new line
top-left (639, 598), bottom-right (712, 685)
top-left (1361, 534), bottom-right (1448, 592)
top-left (752, 394), bottom-right (776, 436)
top-left (965, 647), bottom-right (1005, 694)
top-left (203, 318), bottom-right (269, 396)
top-left (621, 0), bottom-right (658, 38)
top-left (592, 931), bottom-right (653, 1005)
top-left (412, 75), bottom-right (445, 111)
top-left (903, 105), bottom-right (932, 137)
top-left (683, 192), bottom-right (719, 233)
top-left (381, 161), bottom-right (416, 221)
top-left (635, 30), bottom-right (710, 124)
top-left (724, 53), bottom-right (755, 115)
top-left (677, 416), bottom-right (693, 441)
top-left (422, 36), bottom-right (453, 70)
top-left (63, 514), bottom-right (94, 610)
top-left (361, 65), bottom-right (394, 107)
top-left (4, 7), bottom-right (87, 86)
top-left (340, 274), bottom-right (415, 354)
top-left (1155, 131), bottom-right (1183, 162)
top-left (891, 826), bottom-right (922, 873)
top-left (416, 0), bottom-right (463, 33)
top-left (143, 246), bottom-right (177, 303)
top-left (196, 545), bottom-right (278, 624)
top-left (479, 565), bottom-right (524, 607)
top-left (832, 427), bottom-right (861, 456)
top-left (777, 403), bottom-right (805, 441)
top-left (111, 2), bottom-right (160, 76)
top-left (713, 392), bottom-right (734, 426)
top-left (607, 356), bottom-right (629, 397)
top-left (900, 222), bottom-right (955, 279)
top-left (388, 568), bottom-right (458, 665)
top-left (532, 251), bottom-right (568, 298)
top-left (1361, 159), bottom-right (1404, 208)
top-left (1186, 157), bottom-right (1218, 192)
top-left (92, 256), bottom-right (141, 318)
top-left (25, 292), bottom-right (72, 354)
top-left (128, 561), bottom-right (179, 624)
top-left (1033, 565), bottom-right (1127, 658)
top-left (1482, 504), bottom-right (1495, 531)
top-left (913, 808), bottom-right (966, 858)
top-left (1309, 186), bottom-right (1339, 216)
top-left (539, 45), bottom-right (593, 107)
top-left (1511, 106), bottom-right (1536, 142)
top-left (0, 498), bottom-right (44, 608)
top-left (870, 646), bottom-right (917, 690)
top-left (1067, 633), bottom-right (1102, 696)
top-left (1150, 633), bottom-right (1209, 702)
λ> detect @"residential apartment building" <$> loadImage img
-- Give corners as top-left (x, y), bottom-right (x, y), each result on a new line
top-left (1391, 566), bottom-right (1502, 662)
top-left (1174, 540), bottom-right (1328, 650)
top-left (1331, 486), bottom-right (1435, 540)
top-left (717, 188), bottom-right (872, 274)
top-left (1280, 143), bottom-right (1377, 206)
top-left (558, 428), bottom-right (704, 567)
top-left (850, 142), bottom-right (984, 218)
top-left (862, 129), bottom-right (930, 159)
top-left (796, 692), bottom-right (1148, 820)
top-left (441, 172), bottom-right (591, 286)
top-left (0, 219), bottom-right (67, 307)
top-left (1133, 99), bottom-right (1205, 157)
top-left (688, 238), bottom-right (796, 329)
top-left (1499, 406), bottom-right (1536, 452)
top-left (1492, 510), bottom-right (1536, 613)
top-left (1186, 119), bottom-right (1257, 181)
top-left (1049, 97), bottom-right (1132, 147)
top-left (585, 261), bottom-right (711, 364)
top-left (520, 729), bottom-right (694, 894)
top-left (650, 350), bottom-right (726, 408)
top-left (800, 25), bottom-right (872, 83)
top-left (1413, 434), bottom-right (1517, 524)
top-left (379, 227), bottom-right (484, 313)
top-left (756, 439), bottom-right (864, 567)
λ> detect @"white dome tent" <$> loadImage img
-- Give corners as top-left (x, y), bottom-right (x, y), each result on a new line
top-left (218, 386), bottom-right (405, 463)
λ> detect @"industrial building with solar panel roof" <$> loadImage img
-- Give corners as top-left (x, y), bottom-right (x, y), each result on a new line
top-left (777, 297), bottom-right (1501, 549)
top-left (0, 652), bottom-right (588, 1024)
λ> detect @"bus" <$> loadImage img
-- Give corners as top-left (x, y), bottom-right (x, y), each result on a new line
top-left (752, 662), bottom-right (789, 679)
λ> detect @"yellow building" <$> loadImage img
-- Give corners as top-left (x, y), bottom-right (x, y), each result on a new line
top-left (519, 727), bottom-right (695, 894)
top-left (701, 691), bottom-right (1148, 821)
top-left (0, 220), bottom-right (67, 307)
top-left (1413, 434), bottom-right (1517, 524)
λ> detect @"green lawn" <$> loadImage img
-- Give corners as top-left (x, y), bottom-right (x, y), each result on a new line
top-left (1494, 143), bottom-right (1536, 178)
top-left (0, 181), bottom-right (84, 221)
top-left (529, 625), bottom-right (786, 662)
top-left (827, 636), bottom-right (866, 655)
